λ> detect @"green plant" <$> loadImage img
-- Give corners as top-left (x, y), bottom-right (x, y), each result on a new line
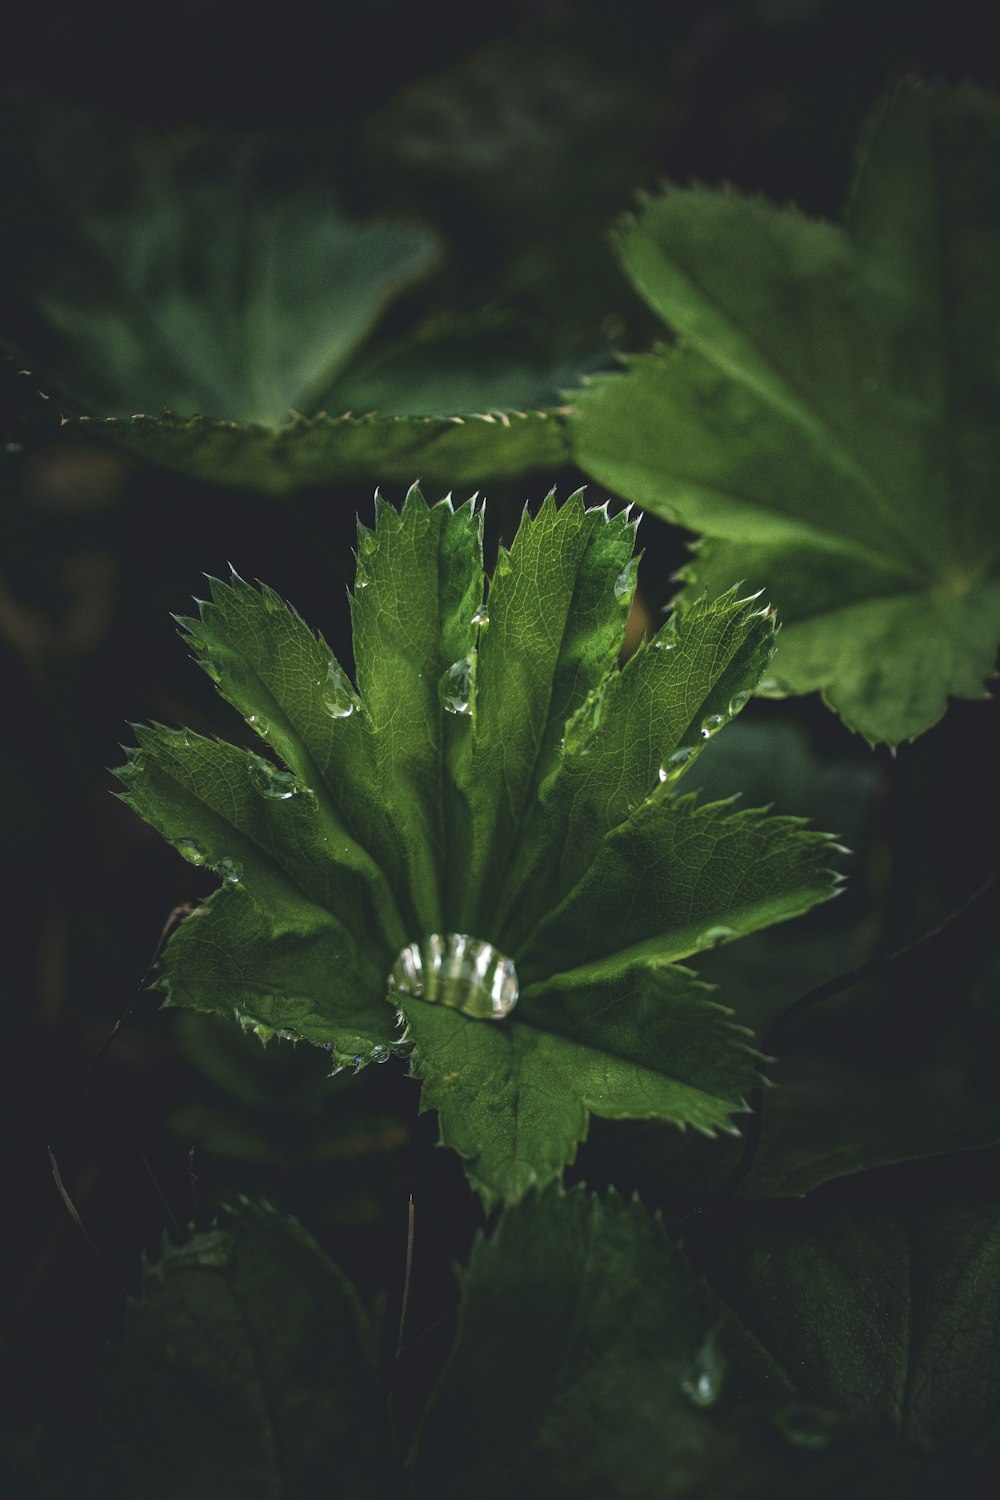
top-left (571, 81), bottom-right (1000, 745)
top-left (7, 51), bottom-right (1000, 1500)
top-left (117, 488), bottom-right (838, 1207)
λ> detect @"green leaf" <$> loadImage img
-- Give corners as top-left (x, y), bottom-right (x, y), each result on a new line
top-left (66, 405), bottom-right (568, 496)
top-left (4, 104), bottom-right (568, 493)
top-left (365, 37), bottom-right (656, 337)
top-left (570, 82), bottom-right (1000, 744)
top-left (119, 488), bottom-right (839, 1205)
top-left (413, 1184), bottom-right (731, 1500)
top-left (742, 1054), bottom-right (1000, 1199)
top-left (96, 1200), bottom-right (400, 1499)
top-left (413, 1185), bottom-right (933, 1499)
top-left (706, 1197), bottom-right (1000, 1455)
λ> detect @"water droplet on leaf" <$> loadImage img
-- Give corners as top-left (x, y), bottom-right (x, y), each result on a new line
top-left (250, 762), bottom-right (299, 799)
top-left (322, 662), bottom-right (355, 719)
top-left (371, 1044), bottom-right (391, 1063)
top-left (698, 925), bottom-right (736, 948)
top-left (614, 557), bottom-right (639, 601)
top-left (728, 690), bottom-right (752, 714)
top-left (775, 1404), bottom-right (841, 1450)
top-left (700, 713), bottom-right (727, 739)
top-left (176, 838), bottom-right (206, 865)
top-left (471, 604), bottom-right (489, 629)
top-left (439, 657), bottom-right (473, 715)
top-left (680, 1339), bottom-right (725, 1408)
top-left (216, 858), bottom-right (243, 884)
top-left (388, 934), bottom-right (519, 1021)
top-left (666, 744), bottom-right (695, 769)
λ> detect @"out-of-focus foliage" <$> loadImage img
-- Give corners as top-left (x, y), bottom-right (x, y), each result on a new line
top-left (572, 82), bottom-right (1000, 744)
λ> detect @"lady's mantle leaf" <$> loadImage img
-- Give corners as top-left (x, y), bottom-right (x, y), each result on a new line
top-left (570, 81), bottom-right (1000, 744)
top-left (415, 1185), bottom-right (1000, 1498)
top-left (413, 1185), bottom-right (729, 1500)
top-left (118, 488), bottom-right (839, 1207)
top-left (704, 1195), bottom-right (1000, 1457)
top-left (3, 103), bottom-right (567, 493)
top-left (96, 1200), bottom-right (399, 1499)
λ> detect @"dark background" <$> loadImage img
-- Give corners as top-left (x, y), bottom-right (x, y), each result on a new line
top-left (3, 0), bottom-right (999, 1478)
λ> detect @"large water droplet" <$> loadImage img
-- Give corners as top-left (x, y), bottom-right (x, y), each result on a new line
top-left (246, 713), bottom-right (271, 737)
top-left (680, 1339), bottom-right (725, 1408)
top-left (700, 713), bottom-right (727, 739)
top-left (371, 1044), bottom-right (391, 1063)
top-left (439, 658), bottom-right (473, 716)
top-left (250, 762), bottom-right (299, 799)
top-left (176, 838), bottom-right (206, 866)
top-left (322, 662), bottom-right (355, 719)
top-left (728, 689), bottom-right (752, 715)
top-left (216, 857), bottom-right (243, 884)
top-left (388, 934), bottom-right (519, 1021)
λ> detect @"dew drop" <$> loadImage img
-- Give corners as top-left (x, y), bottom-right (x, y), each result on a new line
top-left (666, 744), bottom-right (695, 769)
top-left (614, 557), bottom-right (639, 601)
top-left (322, 662), bottom-right (355, 719)
top-left (471, 604), bottom-right (489, 629)
top-left (439, 657), bottom-right (473, 715)
top-left (176, 838), bottom-right (206, 866)
top-left (680, 1339), bottom-right (725, 1408)
top-left (387, 934), bottom-right (519, 1021)
top-left (698, 925), bottom-right (736, 948)
top-left (774, 1404), bottom-right (840, 1450)
top-left (371, 1044), bottom-right (391, 1064)
top-left (246, 713), bottom-right (271, 737)
top-left (216, 858), bottom-right (243, 884)
top-left (658, 767), bottom-right (669, 782)
top-left (700, 713), bottom-right (728, 739)
top-left (250, 762), bottom-right (299, 799)
top-left (728, 690), bottom-right (752, 715)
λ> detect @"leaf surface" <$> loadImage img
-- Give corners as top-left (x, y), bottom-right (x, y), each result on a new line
top-left (120, 489), bottom-right (839, 1202)
top-left (4, 103), bottom-right (569, 492)
top-left (570, 82), bottom-right (1000, 743)
top-left (706, 1196), bottom-right (1000, 1454)
top-left (97, 1201), bottom-right (399, 1499)
top-left (413, 1185), bottom-right (728, 1500)
top-left (414, 1186), bottom-right (938, 1499)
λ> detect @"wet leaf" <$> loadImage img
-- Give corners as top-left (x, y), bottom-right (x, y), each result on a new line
top-left (118, 488), bottom-right (839, 1207)
top-left (414, 1185), bottom-right (938, 1500)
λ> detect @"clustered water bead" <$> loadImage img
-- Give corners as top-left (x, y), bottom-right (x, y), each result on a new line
top-left (387, 934), bottom-right (519, 1021)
